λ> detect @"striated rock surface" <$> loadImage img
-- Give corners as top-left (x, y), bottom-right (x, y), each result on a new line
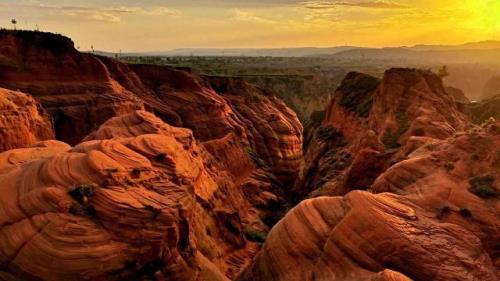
top-left (0, 30), bottom-right (303, 186)
top-left (0, 30), bottom-right (144, 145)
top-left (239, 121), bottom-right (499, 281)
top-left (294, 69), bottom-right (471, 199)
top-left (129, 65), bottom-right (303, 184)
top-left (0, 110), bottom-right (283, 281)
top-left (0, 88), bottom-right (54, 152)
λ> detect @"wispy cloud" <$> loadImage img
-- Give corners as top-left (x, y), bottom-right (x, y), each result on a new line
top-left (0, 3), bottom-right (182, 23)
top-left (232, 8), bottom-right (277, 24)
top-left (303, 0), bottom-right (410, 10)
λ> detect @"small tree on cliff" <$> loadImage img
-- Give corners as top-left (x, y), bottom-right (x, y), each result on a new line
top-left (11, 19), bottom-right (17, 30)
top-left (438, 65), bottom-right (449, 78)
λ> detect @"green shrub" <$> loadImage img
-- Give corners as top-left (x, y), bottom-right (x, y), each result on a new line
top-left (437, 205), bottom-right (451, 219)
top-left (382, 130), bottom-right (400, 149)
top-left (338, 73), bottom-right (379, 118)
top-left (131, 167), bottom-right (142, 178)
top-left (469, 175), bottom-right (498, 198)
top-left (459, 208), bottom-right (472, 218)
top-left (68, 184), bottom-right (95, 204)
top-left (244, 228), bottom-right (267, 243)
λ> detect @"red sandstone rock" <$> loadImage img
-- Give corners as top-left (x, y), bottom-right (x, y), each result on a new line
top-left (240, 120), bottom-right (499, 281)
top-left (0, 88), bottom-right (54, 152)
top-left (0, 31), bottom-right (303, 186)
top-left (295, 69), bottom-right (471, 199)
top-left (0, 31), bottom-right (144, 145)
top-left (0, 111), bottom-right (274, 280)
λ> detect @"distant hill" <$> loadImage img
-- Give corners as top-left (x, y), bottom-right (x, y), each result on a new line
top-left (323, 47), bottom-right (500, 64)
top-left (99, 40), bottom-right (500, 58)
top-left (116, 46), bottom-right (365, 57)
top-left (409, 40), bottom-right (500, 51)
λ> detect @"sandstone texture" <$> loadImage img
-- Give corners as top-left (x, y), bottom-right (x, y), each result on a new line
top-left (0, 87), bottom-right (54, 152)
top-left (294, 69), bottom-right (471, 199)
top-left (0, 110), bottom-right (285, 280)
top-left (0, 30), bottom-right (302, 185)
top-left (0, 30), bottom-right (144, 145)
top-left (1, 30), bottom-right (498, 281)
top-left (239, 121), bottom-right (500, 281)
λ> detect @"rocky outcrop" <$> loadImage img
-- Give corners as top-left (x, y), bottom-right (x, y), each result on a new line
top-left (0, 110), bottom-right (284, 281)
top-left (294, 69), bottom-right (471, 199)
top-left (239, 121), bottom-right (500, 281)
top-left (0, 30), bottom-right (303, 186)
top-left (482, 75), bottom-right (500, 99)
top-left (471, 94), bottom-right (500, 124)
top-left (0, 88), bottom-right (54, 152)
top-left (129, 65), bottom-right (303, 184)
top-left (0, 30), bottom-right (144, 145)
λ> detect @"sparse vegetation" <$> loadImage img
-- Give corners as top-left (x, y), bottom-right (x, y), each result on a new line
top-left (310, 110), bottom-right (325, 125)
top-left (437, 205), bottom-right (451, 219)
top-left (316, 125), bottom-right (341, 141)
top-left (383, 107), bottom-right (410, 149)
top-left (0, 30), bottom-right (72, 55)
top-left (154, 153), bottom-right (167, 161)
top-left (244, 228), bottom-right (267, 243)
top-left (245, 148), bottom-right (267, 168)
top-left (459, 208), bottom-right (472, 218)
top-left (105, 167), bottom-right (119, 174)
top-left (338, 74), bottom-right (379, 118)
top-left (131, 167), bottom-right (142, 178)
top-left (438, 65), bottom-right (450, 78)
top-left (469, 175), bottom-right (498, 198)
top-left (68, 184), bottom-right (95, 204)
top-left (444, 162), bottom-right (454, 172)
top-left (382, 129), bottom-right (400, 149)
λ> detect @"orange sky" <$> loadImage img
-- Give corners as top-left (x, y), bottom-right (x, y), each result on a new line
top-left (1, 0), bottom-right (499, 51)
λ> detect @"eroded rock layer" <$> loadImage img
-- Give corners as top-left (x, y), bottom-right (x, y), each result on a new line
top-left (0, 30), bottom-right (144, 145)
top-left (0, 110), bottom-right (282, 281)
top-left (294, 69), bottom-right (471, 199)
top-left (0, 30), bottom-right (303, 185)
top-left (238, 121), bottom-right (500, 281)
top-left (0, 88), bottom-right (54, 152)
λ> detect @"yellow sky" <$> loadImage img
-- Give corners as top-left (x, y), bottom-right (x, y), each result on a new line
top-left (1, 0), bottom-right (499, 51)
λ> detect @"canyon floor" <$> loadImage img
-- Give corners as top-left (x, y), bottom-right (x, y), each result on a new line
top-left (0, 30), bottom-right (499, 281)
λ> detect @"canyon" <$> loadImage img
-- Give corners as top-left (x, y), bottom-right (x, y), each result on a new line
top-left (0, 30), bottom-right (498, 281)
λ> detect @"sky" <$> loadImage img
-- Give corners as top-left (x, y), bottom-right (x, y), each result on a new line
top-left (1, 0), bottom-right (499, 52)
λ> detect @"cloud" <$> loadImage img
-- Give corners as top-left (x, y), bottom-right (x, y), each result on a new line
top-left (302, 0), bottom-right (410, 10)
top-left (232, 9), bottom-right (277, 24)
top-left (141, 7), bottom-right (182, 17)
top-left (1, 3), bottom-right (182, 23)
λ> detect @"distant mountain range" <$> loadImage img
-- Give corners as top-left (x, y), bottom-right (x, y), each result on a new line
top-left (100, 40), bottom-right (500, 58)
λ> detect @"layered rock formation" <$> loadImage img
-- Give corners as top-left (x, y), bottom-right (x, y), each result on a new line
top-left (0, 88), bottom-right (54, 152)
top-left (0, 110), bottom-right (286, 280)
top-left (238, 120), bottom-right (500, 281)
top-left (294, 69), bottom-right (470, 199)
top-left (129, 65), bottom-right (303, 183)
top-left (471, 94), bottom-right (500, 124)
top-left (1, 29), bottom-right (497, 281)
top-left (0, 30), bottom-right (304, 281)
top-left (0, 30), bottom-right (144, 145)
top-left (0, 30), bottom-right (302, 185)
